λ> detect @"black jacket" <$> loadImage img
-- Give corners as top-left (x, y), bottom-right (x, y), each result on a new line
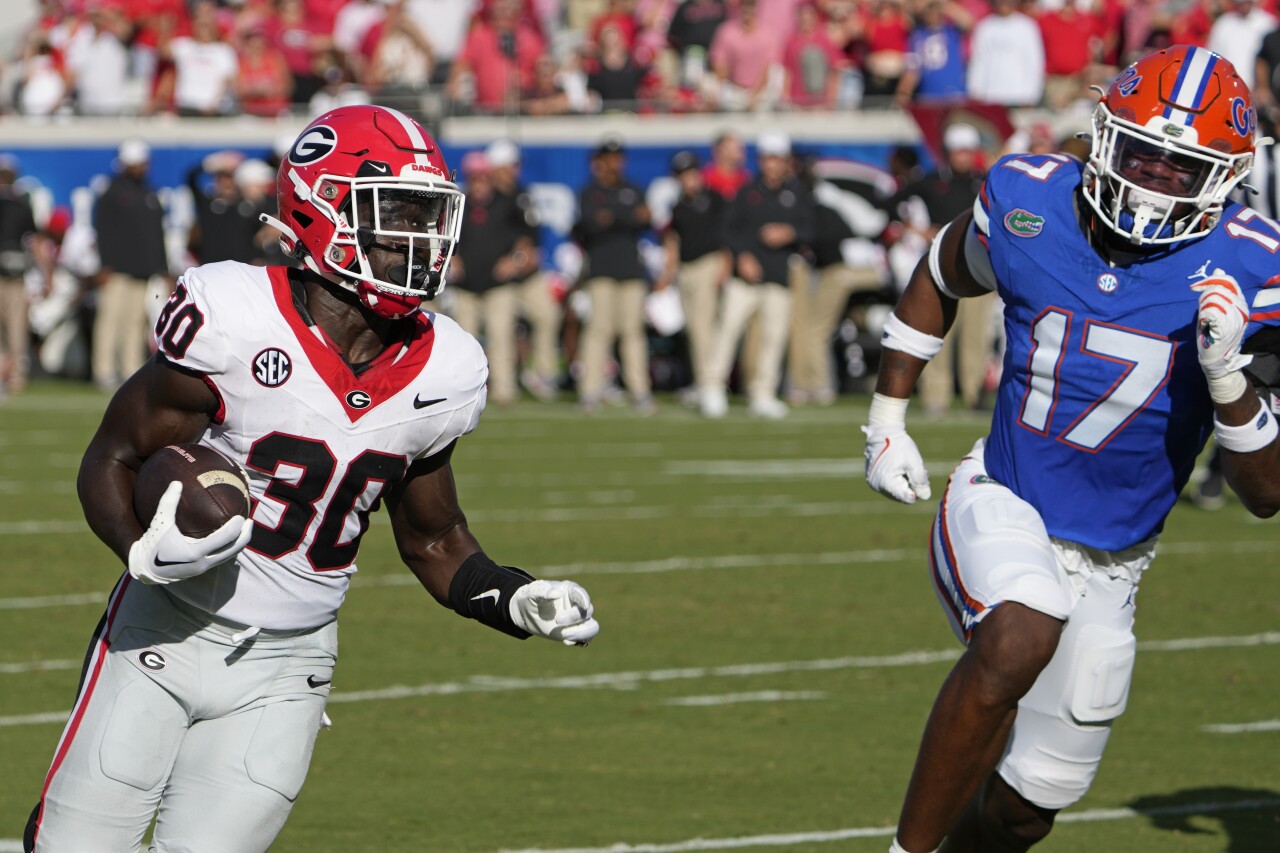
top-left (724, 175), bottom-right (815, 285)
top-left (575, 177), bottom-right (649, 281)
top-left (95, 173), bottom-right (167, 278)
top-left (456, 186), bottom-right (538, 294)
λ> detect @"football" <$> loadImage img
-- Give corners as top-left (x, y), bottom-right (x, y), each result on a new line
top-left (133, 443), bottom-right (252, 538)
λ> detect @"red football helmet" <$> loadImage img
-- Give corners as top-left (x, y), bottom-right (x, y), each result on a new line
top-left (1084, 45), bottom-right (1261, 246)
top-left (263, 105), bottom-right (464, 318)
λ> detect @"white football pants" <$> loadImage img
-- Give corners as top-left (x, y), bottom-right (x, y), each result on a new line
top-left (30, 575), bottom-right (337, 852)
top-left (930, 439), bottom-right (1154, 809)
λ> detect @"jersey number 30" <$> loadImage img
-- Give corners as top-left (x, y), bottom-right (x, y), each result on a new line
top-left (1018, 308), bottom-right (1175, 451)
top-left (247, 433), bottom-right (409, 571)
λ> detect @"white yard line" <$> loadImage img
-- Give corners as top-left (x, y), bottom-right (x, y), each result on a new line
top-left (0, 711), bottom-right (73, 728)
top-left (1202, 719), bottom-right (1280, 734)
top-left (663, 691), bottom-right (826, 707)
top-left (0, 659), bottom-right (77, 674)
top-left (493, 797), bottom-right (1280, 853)
top-left (0, 535), bottom-right (1275, 611)
top-left (0, 520), bottom-right (89, 536)
top-left (4, 632), bottom-right (1276, 725)
top-left (0, 591), bottom-right (105, 610)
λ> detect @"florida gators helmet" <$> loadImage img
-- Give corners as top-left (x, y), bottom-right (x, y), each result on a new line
top-left (262, 105), bottom-right (464, 318)
top-left (1084, 45), bottom-right (1261, 246)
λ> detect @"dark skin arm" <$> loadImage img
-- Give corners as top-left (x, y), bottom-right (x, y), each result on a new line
top-left (1213, 389), bottom-right (1280, 517)
top-left (385, 449), bottom-right (483, 605)
top-left (874, 209), bottom-right (990, 400)
top-left (78, 355), bottom-right (219, 564)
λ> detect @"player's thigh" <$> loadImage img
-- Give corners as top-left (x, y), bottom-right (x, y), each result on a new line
top-left (930, 442), bottom-right (1074, 642)
top-left (151, 699), bottom-right (326, 853)
top-left (150, 622), bottom-right (336, 853)
top-left (36, 582), bottom-right (192, 852)
top-left (999, 569), bottom-right (1139, 810)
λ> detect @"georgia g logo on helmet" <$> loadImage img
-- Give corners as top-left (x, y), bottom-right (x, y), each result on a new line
top-left (290, 125), bottom-right (337, 165)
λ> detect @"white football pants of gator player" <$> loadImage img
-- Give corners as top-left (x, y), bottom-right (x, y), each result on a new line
top-left (930, 438), bottom-right (1154, 810)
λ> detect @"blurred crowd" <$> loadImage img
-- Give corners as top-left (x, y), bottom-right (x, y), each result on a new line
top-left (0, 118), bottom-right (1083, 415)
top-left (7, 0), bottom-right (1280, 120)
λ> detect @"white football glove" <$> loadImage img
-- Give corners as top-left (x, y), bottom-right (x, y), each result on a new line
top-left (510, 580), bottom-right (599, 646)
top-left (128, 481), bottom-right (254, 585)
top-left (1191, 270), bottom-right (1254, 404)
top-left (863, 423), bottom-right (932, 504)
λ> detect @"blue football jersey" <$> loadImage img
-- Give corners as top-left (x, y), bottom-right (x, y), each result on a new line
top-left (974, 153), bottom-right (1280, 551)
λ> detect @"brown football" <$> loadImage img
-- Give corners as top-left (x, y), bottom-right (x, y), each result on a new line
top-left (132, 444), bottom-right (252, 538)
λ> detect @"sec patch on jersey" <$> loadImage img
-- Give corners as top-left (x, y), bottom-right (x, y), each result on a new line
top-left (133, 444), bottom-right (251, 537)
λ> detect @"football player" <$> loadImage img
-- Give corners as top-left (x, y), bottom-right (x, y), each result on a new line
top-left (862, 47), bottom-right (1280, 853)
top-left (25, 106), bottom-right (600, 853)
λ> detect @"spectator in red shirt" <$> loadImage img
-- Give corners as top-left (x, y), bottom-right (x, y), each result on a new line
top-left (1037, 0), bottom-right (1104, 109)
top-left (782, 2), bottom-right (846, 108)
top-left (237, 27), bottom-right (293, 116)
top-left (448, 0), bottom-right (545, 112)
top-left (702, 131), bottom-right (752, 198)
top-left (305, 0), bottom-right (348, 34)
top-left (588, 0), bottom-right (641, 55)
top-left (273, 0), bottom-right (331, 106)
top-left (855, 0), bottom-right (912, 101)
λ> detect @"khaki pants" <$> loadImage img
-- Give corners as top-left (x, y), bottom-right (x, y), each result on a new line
top-left (706, 279), bottom-right (791, 403)
top-left (451, 277), bottom-right (562, 403)
top-left (579, 277), bottom-right (649, 402)
top-left (677, 252), bottom-right (722, 391)
top-left (514, 272), bottom-right (562, 385)
top-left (919, 290), bottom-right (998, 413)
top-left (788, 262), bottom-right (881, 399)
top-left (450, 286), bottom-right (520, 404)
top-left (93, 273), bottom-right (151, 387)
top-left (0, 276), bottom-right (28, 391)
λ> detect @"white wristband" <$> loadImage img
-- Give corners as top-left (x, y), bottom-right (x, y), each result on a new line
top-left (868, 392), bottom-right (910, 428)
top-left (1214, 406), bottom-right (1279, 454)
top-left (882, 313), bottom-right (945, 361)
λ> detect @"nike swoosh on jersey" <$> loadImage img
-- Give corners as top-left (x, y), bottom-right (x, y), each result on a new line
top-left (307, 675), bottom-right (332, 688)
top-left (470, 589), bottom-right (500, 605)
top-left (414, 395), bottom-right (447, 409)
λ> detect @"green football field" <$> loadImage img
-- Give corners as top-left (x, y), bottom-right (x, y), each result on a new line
top-left (1, 382), bottom-right (1276, 852)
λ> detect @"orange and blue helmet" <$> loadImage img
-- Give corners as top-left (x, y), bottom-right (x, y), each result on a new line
top-left (1084, 45), bottom-right (1262, 246)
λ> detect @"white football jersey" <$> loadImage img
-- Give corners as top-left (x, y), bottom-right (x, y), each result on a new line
top-left (152, 262), bottom-right (488, 629)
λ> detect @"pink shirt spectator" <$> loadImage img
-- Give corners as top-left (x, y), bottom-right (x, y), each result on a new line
top-left (757, 0), bottom-right (806, 45)
top-left (457, 20), bottom-right (545, 108)
top-left (709, 13), bottom-right (781, 88)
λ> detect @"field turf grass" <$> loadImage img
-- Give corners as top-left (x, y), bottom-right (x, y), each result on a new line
top-left (1, 381), bottom-right (1277, 852)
